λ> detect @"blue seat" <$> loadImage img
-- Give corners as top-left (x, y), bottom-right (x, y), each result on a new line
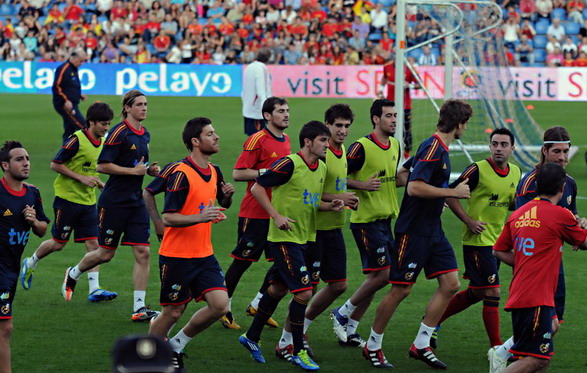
top-left (0, 3), bottom-right (12, 15)
top-left (565, 21), bottom-right (581, 35)
top-left (533, 35), bottom-right (548, 48)
top-left (534, 48), bottom-right (547, 63)
top-left (408, 48), bottom-right (422, 60)
top-left (583, 7), bottom-right (587, 20)
top-left (378, 0), bottom-right (396, 6)
top-left (552, 8), bottom-right (567, 21)
top-left (535, 19), bottom-right (550, 34)
top-left (368, 32), bottom-right (382, 41)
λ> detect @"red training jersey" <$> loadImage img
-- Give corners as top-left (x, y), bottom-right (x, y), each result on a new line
top-left (234, 128), bottom-right (291, 219)
top-left (494, 199), bottom-right (587, 310)
top-left (383, 62), bottom-right (418, 109)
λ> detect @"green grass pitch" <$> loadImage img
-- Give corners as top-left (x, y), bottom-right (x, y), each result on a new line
top-left (3, 94), bottom-right (587, 372)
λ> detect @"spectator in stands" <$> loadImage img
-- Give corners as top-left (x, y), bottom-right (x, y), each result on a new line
top-left (562, 35), bottom-right (578, 57)
top-left (281, 5), bottom-right (297, 24)
top-left (100, 38), bottom-right (119, 62)
top-left (283, 42), bottom-right (301, 64)
top-left (562, 50), bottom-right (576, 65)
top-left (64, 0), bottom-right (85, 27)
top-left (166, 41), bottom-right (182, 63)
top-left (153, 32), bottom-right (171, 59)
top-left (547, 17), bottom-right (566, 42)
top-left (370, 3), bottom-right (387, 31)
top-left (546, 45), bottom-right (564, 66)
top-left (520, 0), bottom-right (537, 21)
top-left (45, 4), bottom-right (64, 26)
top-left (351, 15), bottom-right (370, 40)
top-left (96, 0), bottom-right (113, 18)
top-left (418, 45), bottom-right (437, 65)
top-left (568, 0), bottom-right (585, 23)
top-left (515, 34), bottom-right (535, 64)
top-left (580, 18), bottom-right (587, 37)
top-left (348, 29), bottom-right (366, 52)
top-left (574, 49), bottom-right (587, 65)
top-left (546, 33), bottom-right (562, 53)
top-left (135, 39), bottom-right (151, 63)
top-left (521, 19), bottom-right (537, 39)
top-left (535, 0), bottom-right (554, 19)
top-left (503, 16), bottom-right (520, 49)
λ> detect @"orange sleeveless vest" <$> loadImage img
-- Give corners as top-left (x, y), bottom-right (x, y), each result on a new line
top-left (159, 162), bottom-right (217, 258)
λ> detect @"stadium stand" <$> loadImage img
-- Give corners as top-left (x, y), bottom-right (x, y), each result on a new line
top-left (0, 0), bottom-right (585, 66)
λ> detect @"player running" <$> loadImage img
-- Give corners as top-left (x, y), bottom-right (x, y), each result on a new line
top-left (21, 102), bottom-right (117, 302)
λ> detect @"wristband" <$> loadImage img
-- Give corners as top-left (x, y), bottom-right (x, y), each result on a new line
top-left (258, 168), bottom-right (267, 176)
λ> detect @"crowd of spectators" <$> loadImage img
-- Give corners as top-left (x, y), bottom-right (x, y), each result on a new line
top-left (0, 0), bottom-right (586, 67)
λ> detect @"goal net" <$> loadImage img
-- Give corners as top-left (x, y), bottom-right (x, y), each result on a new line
top-left (397, 0), bottom-right (544, 172)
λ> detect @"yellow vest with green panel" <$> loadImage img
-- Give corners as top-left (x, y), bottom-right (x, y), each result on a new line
top-left (463, 159), bottom-right (521, 246)
top-left (269, 154), bottom-right (327, 244)
top-left (53, 130), bottom-right (103, 206)
top-left (349, 136), bottom-right (400, 224)
top-left (316, 145), bottom-right (348, 231)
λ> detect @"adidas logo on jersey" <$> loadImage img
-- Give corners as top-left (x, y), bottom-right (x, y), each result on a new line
top-left (3, 209), bottom-right (12, 217)
top-left (130, 144), bottom-right (137, 150)
top-left (271, 152), bottom-right (278, 157)
top-left (510, 182), bottom-right (515, 188)
top-left (515, 206), bottom-right (540, 228)
top-left (489, 194), bottom-right (499, 201)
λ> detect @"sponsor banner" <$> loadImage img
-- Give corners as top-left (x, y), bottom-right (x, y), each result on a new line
top-left (0, 62), bottom-right (242, 96)
top-left (0, 62), bottom-right (579, 101)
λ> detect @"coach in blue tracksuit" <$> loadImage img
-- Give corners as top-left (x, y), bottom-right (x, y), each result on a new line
top-left (52, 48), bottom-right (87, 141)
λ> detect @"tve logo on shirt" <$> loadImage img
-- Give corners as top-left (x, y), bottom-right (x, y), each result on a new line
top-left (514, 235), bottom-right (535, 256)
top-left (302, 189), bottom-right (320, 207)
top-left (8, 228), bottom-right (30, 246)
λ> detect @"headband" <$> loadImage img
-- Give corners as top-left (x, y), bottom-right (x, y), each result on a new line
top-left (543, 141), bottom-right (570, 144)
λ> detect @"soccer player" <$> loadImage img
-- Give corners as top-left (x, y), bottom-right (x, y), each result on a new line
top-left (62, 90), bottom-right (161, 322)
top-left (148, 117), bottom-right (234, 371)
top-left (432, 128), bottom-right (521, 348)
top-left (493, 163), bottom-right (587, 373)
top-left (239, 121), bottom-right (343, 370)
top-left (21, 102), bottom-right (118, 302)
top-left (221, 97), bottom-right (291, 330)
top-left (0, 141), bottom-right (49, 373)
top-left (488, 126), bottom-right (585, 371)
top-left (363, 99), bottom-right (472, 369)
top-left (52, 48), bottom-right (88, 141)
top-left (276, 104), bottom-right (359, 359)
top-left (330, 99), bottom-right (403, 348)
top-left (378, 60), bottom-right (422, 159)
top-left (144, 160), bottom-right (182, 243)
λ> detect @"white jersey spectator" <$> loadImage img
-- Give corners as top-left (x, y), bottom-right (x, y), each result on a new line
top-left (241, 49), bottom-right (272, 134)
top-left (547, 18), bottom-right (565, 42)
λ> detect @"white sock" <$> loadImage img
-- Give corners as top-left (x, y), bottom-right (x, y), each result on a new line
top-left (279, 329), bottom-right (293, 348)
top-left (496, 337), bottom-right (514, 360)
top-left (169, 329), bottom-right (192, 353)
top-left (27, 254), bottom-right (40, 269)
top-left (69, 265), bottom-right (83, 281)
top-left (303, 318), bottom-right (313, 334)
top-left (413, 322), bottom-right (435, 349)
top-left (250, 292), bottom-right (263, 309)
top-left (228, 297), bottom-right (232, 312)
top-left (87, 271), bottom-right (100, 293)
top-left (346, 318), bottom-right (359, 336)
top-left (134, 290), bottom-right (146, 311)
top-left (338, 299), bottom-right (357, 318)
top-left (367, 328), bottom-right (384, 350)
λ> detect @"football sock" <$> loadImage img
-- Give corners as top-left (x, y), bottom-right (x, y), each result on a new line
top-left (482, 296), bottom-right (502, 346)
top-left (496, 337), bottom-right (514, 360)
top-left (27, 254), bottom-right (40, 269)
top-left (413, 322), bottom-right (435, 349)
top-left (87, 271), bottom-right (100, 293)
top-left (289, 298), bottom-right (307, 354)
top-left (169, 329), bottom-right (192, 353)
top-left (250, 292), bottom-right (263, 310)
top-left (279, 330), bottom-right (293, 349)
top-left (134, 290), bottom-right (146, 311)
top-left (367, 328), bottom-right (383, 351)
top-left (346, 318), bottom-right (359, 336)
top-left (228, 297), bottom-right (232, 312)
top-left (303, 317), bottom-right (313, 334)
top-left (246, 292), bottom-right (279, 342)
top-left (439, 288), bottom-right (481, 324)
top-left (258, 268), bottom-right (272, 294)
top-left (69, 265), bottom-right (83, 281)
top-left (224, 260), bottom-right (251, 298)
top-left (338, 299), bottom-right (357, 318)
